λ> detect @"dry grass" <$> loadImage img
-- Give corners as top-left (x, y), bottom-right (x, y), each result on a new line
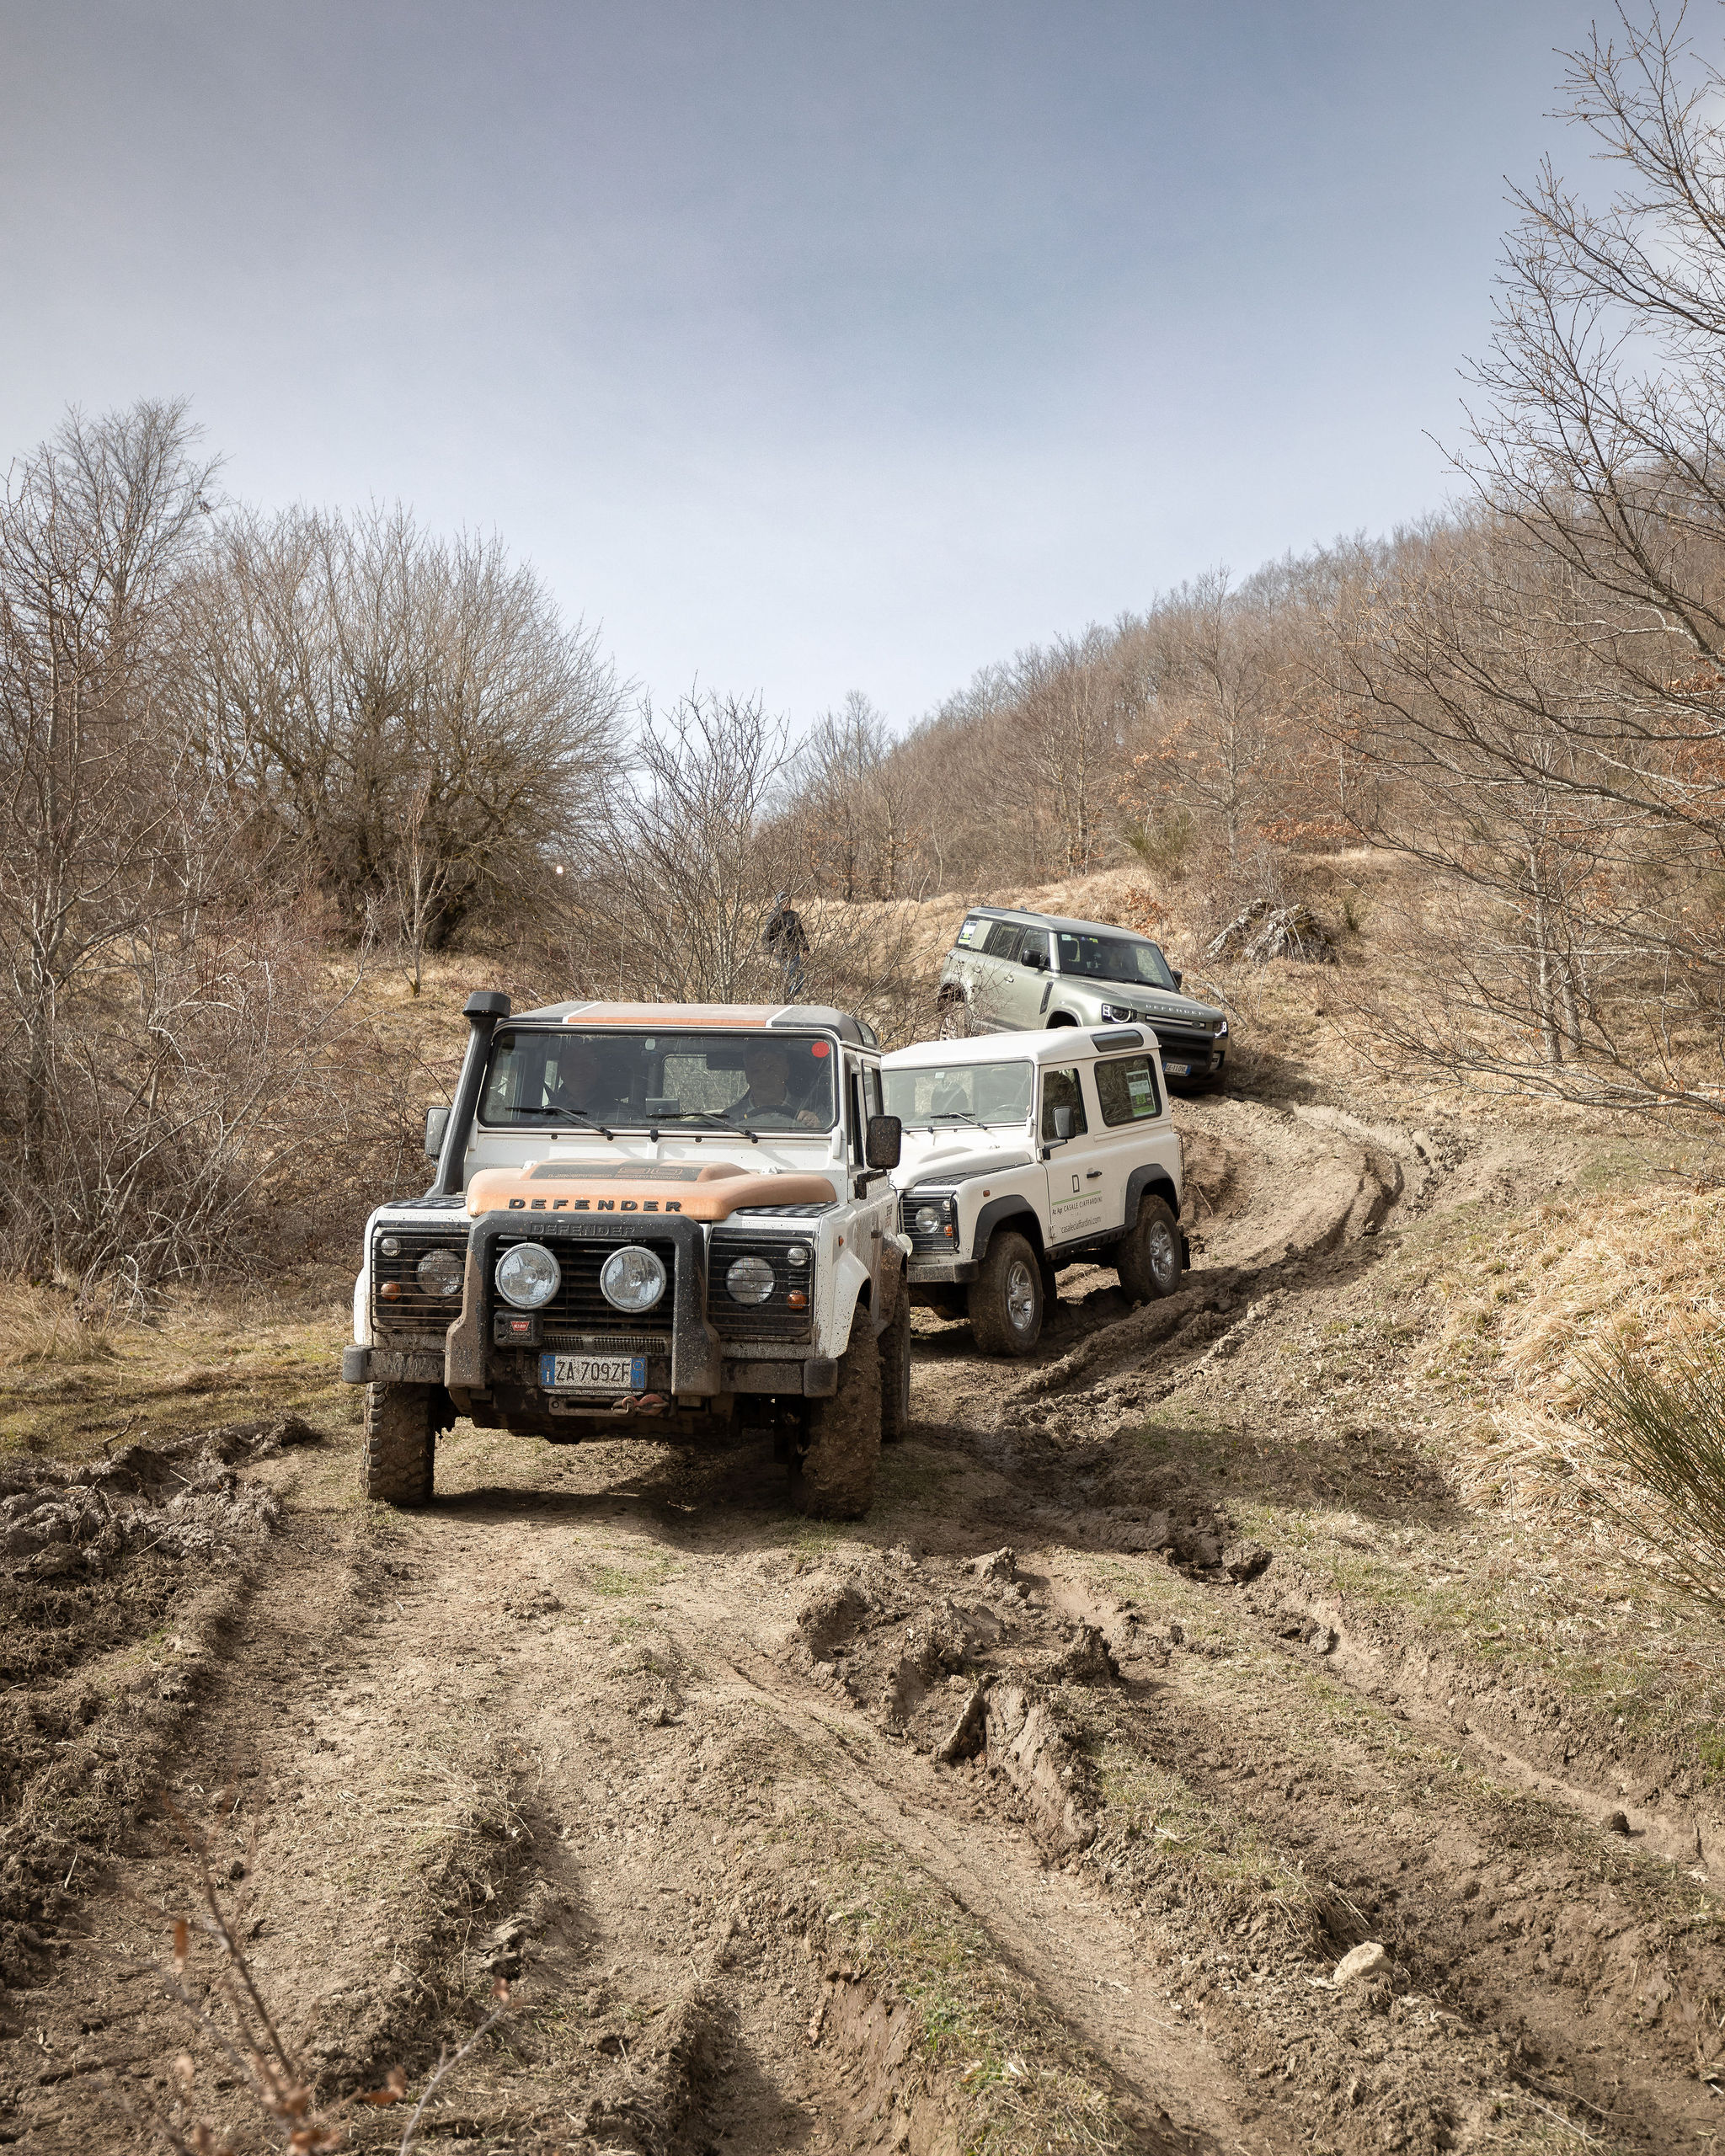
top-left (1420, 1163), bottom-right (1725, 1551)
top-left (0, 1273), bottom-right (355, 1464)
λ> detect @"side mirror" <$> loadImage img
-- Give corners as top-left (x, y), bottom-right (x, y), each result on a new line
top-left (1023, 949), bottom-right (1046, 970)
top-left (1052, 1105), bottom-right (1075, 1142)
top-left (425, 1104), bottom-right (451, 1161)
top-left (1171, 969), bottom-right (1184, 990)
top-left (865, 1114), bottom-right (903, 1171)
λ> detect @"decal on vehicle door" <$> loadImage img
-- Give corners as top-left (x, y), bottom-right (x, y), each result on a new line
top-left (1049, 1171), bottom-right (1106, 1235)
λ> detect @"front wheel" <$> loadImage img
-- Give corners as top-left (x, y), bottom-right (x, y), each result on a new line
top-left (936, 992), bottom-right (971, 1039)
top-left (969, 1230), bottom-right (1044, 1356)
top-left (1116, 1195), bottom-right (1183, 1303)
top-left (789, 1323), bottom-right (881, 1518)
top-left (361, 1381), bottom-right (438, 1506)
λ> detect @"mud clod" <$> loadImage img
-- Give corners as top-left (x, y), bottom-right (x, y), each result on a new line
top-left (1329, 1940), bottom-right (1391, 1988)
top-left (1224, 1540), bottom-right (1272, 1582)
top-left (1049, 1624), bottom-right (1120, 1685)
top-left (971, 1546), bottom-right (1017, 1585)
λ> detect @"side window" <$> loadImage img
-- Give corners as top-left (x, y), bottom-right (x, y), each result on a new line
top-left (1095, 1054), bottom-right (1162, 1125)
top-left (1017, 928), bottom-right (1049, 969)
top-left (863, 1065), bottom-right (884, 1118)
top-left (1039, 1066), bottom-right (1090, 1141)
top-left (983, 922), bottom-right (1022, 960)
top-left (954, 915), bottom-right (985, 950)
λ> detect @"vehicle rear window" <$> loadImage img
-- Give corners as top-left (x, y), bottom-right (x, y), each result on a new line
top-left (1095, 1054), bottom-right (1162, 1125)
top-left (954, 915), bottom-right (985, 948)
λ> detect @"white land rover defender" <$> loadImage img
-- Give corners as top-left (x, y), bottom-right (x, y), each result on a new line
top-left (342, 993), bottom-right (910, 1518)
top-left (881, 1024), bottom-right (1187, 1354)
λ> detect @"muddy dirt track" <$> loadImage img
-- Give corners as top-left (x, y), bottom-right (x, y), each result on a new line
top-left (4, 1093), bottom-right (1723, 2154)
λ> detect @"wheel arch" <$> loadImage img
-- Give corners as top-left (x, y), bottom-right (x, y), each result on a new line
top-left (1124, 1164), bottom-right (1181, 1222)
top-left (974, 1194), bottom-right (1045, 1262)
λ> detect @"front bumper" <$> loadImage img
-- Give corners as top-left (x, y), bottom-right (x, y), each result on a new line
top-left (1151, 1029), bottom-right (1224, 1077)
top-left (907, 1254), bottom-right (980, 1284)
top-left (344, 1212), bottom-right (836, 1406)
top-left (340, 1342), bottom-right (838, 1396)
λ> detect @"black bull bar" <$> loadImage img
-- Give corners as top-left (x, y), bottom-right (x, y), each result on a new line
top-left (445, 1211), bottom-right (722, 1397)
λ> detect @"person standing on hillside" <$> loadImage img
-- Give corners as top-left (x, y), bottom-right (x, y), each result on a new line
top-left (763, 893), bottom-right (809, 998)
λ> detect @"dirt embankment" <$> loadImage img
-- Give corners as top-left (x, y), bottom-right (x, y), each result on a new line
top-left (3, 1081), bottom-right (1722, 2154)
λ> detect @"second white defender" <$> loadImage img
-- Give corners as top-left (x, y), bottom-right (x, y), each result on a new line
top-left (882, 1024), bottom-right (1187, 1355)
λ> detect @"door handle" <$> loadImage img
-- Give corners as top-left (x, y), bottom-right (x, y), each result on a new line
top-left (1086, 1171), bottom-right (1102, 1181)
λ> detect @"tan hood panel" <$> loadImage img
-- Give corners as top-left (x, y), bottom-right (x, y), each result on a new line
top-left (466, 1163), bottom-right (837, 1221)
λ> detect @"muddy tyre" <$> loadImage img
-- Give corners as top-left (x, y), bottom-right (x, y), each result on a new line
top-left (880, 1288), bottom-right (911, 1444)
top-left (969, 1230), bottom-right (1044, 1356)
top-left (789, 1323), bottom-right (881, 1518)
top-left (362, 1381), bottom-right (437, 1507)
top-left (1116, 1194), bottom-right (1182, 1304)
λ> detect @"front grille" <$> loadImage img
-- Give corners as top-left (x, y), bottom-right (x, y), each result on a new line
top-left (708, 1234), bottom-right (814, 1342)
top-left (493, 1231), bottom-right (677, 1349)
top-left (372, 1227), bottom-right (469, 1327)
top-left (902, 1190), bottom-right (959, 1257)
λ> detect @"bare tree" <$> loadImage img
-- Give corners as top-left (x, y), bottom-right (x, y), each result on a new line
top-left (187, 506), bottom-right (626, 946)
top-left (1326, 7), bottom-right (1725, 1115)
top-left (0, 401), bottom-right (219, 1177)
top-left (580, 690), bottom-right (791, 1003)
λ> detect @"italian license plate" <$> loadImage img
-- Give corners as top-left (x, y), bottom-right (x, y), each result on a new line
top-left (1164, 1060), bottom-right (1190, 1076)
top-left (539, 1352), bottom-right (646, 1394)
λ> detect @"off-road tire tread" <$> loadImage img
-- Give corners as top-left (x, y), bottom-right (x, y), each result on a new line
top-left (362, 1381), bottom-right (436, 1507)
top-left (969, 1229), bottom-right (1044, 1357)
top-left (880, 1289), bottom-right (911, 1444)
top-left (1116, 1194), bottom-right (1182, 1304)
top-left (789, 1324), bottom-right (882, 1518)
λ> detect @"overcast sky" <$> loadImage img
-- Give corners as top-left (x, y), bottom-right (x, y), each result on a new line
top-left (0, 0), bottom-right (1605, 731)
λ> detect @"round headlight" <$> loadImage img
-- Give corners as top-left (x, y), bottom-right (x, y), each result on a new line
top-left (786, 1244), bottom-right (809, 1268)
top-left (380, 1235), bottom-right (401, 1257)
top-left (914, 1205), bottom-right (941, 1235)
top-left (600, 1245), bottom-right (666, 1313)
top-left (416, 1246), bottom-right (464, 1298)
top-left (495, 1241), bottom-right (561, 1310)
top-left (726, 1254), bottom-right (776, 1305)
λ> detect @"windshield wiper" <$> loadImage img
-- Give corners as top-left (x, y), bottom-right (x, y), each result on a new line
top-left (675, 1109), bottom-right (759, 1144)
top-left (537, 1104), bottom-right (615, 1139)
top-left (926, 1110), bottom-right (987, 1129)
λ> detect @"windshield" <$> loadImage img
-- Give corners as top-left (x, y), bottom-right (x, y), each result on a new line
top-left (882, 1060), bottom-right (1034, 1127)
top-left (1055, 931), bottom-right (1178, 991)
top-left (478, 1029), bottom-right (839, 1132)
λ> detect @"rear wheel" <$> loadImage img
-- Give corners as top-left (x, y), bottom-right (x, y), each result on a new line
top-left (362, 1381), bottom-right (438, 1506)
top-left (969, 1230), bottom-right (1044, 1356)
top-left (880, 1288), bottom-right (911, 1444)
top-left (789, 1323), bottom-right (881, 1518)
top-left (1116, 1194), bottom-right (1182, 1303)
